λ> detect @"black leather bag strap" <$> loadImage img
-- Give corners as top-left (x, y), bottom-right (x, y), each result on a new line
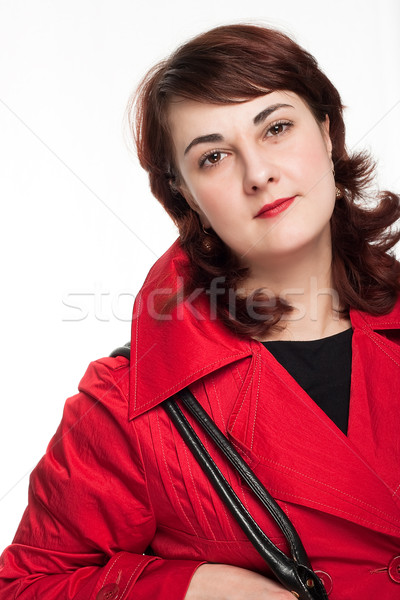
top-left (176, 387), bottom-right (309, 563)
top-left (110, 343), bottom-right (328, 600)
top-left (164, 392), bottom-right (328, 600)
top-left (110, 343), bottom-right (131, 360)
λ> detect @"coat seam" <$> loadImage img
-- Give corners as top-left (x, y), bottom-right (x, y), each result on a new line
top-left (131, 418), bottom-right (158, 537)
top-left (251, 353), bottom-right (261, 450)
top-left (392, 482), bottom-right (400, 498)
top-left (201, 425), bottom-right (239, 541)
top-left (229, 356), bottom-right (255, 432)
top-left (103, 552), bottom-right (122, 585)
top-left (212, 376), bottom-right (226, 431)
top-left (134, 353), bottom-right (250, 412)
top-left (120, 557), bottom-right (147, 599)
top-left (267, 487), bottom-right (400, 534)
top-left (257, 456), bottom-right (400, 524)
top-left (133, 294), bottom-right (142, 409)
top-left (181, 442), bottom-right (217, 541)
top-left (155, 409), bottom-right (199, 536)
top-left (234, 364), bottom-right (244, 385)
top-left (361, 325), bottom-right (400, 367)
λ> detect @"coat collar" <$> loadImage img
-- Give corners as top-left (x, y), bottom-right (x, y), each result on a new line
top-left (350, 296), bottom-right (400, 331)
top-left (128, 241), bottom-right (252, 420)
top-left (128, 240), bottom-right (400, 420)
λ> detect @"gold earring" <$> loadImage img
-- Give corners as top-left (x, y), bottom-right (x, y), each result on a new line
top-left (202, 224), bottom-right (213, 251)
top-left (332, 164), bottom-right (342, 198)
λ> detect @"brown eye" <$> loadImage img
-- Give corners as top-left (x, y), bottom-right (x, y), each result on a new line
top-left (265, 120), bottom-right (293, 138)
top-left (207, 152), bottom-right (222, 164)
top-left (271, 123), bottom-right (284, 135)
top-left (200, 150), bottom-right (228, 168)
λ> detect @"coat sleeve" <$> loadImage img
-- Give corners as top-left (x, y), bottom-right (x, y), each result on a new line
top-left (0, 357), bottom-right (204, 599)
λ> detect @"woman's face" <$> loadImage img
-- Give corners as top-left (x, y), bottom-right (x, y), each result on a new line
top-left (168, 91), bottom-right (335, 274)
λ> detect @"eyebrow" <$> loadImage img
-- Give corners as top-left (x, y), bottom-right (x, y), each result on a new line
top-left (183, 103), bottom-right (294, 155)
top-left (253, 103), bottom-right (294, 125)
top-left (184, 133), bottom-right (224, 156)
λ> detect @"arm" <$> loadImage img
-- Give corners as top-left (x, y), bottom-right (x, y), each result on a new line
top-left (185, 564), bottom-right (295, 599)
top-left (0, 358), bottom-right (203, 599)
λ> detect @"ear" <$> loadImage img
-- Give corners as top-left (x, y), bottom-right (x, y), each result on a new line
top-left (321, 114), bottom-right (332, 155)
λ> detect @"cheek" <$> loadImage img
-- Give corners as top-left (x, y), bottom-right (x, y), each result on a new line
top-left (187, 177), bottom-right (237, 217)
top-left (302, 138), bottom-right (331, 170)
top-left (289, 144), bottom-right (332, 194)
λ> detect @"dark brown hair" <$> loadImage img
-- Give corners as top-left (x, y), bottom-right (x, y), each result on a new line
top-left (128, 24), bottom-right (400, 336)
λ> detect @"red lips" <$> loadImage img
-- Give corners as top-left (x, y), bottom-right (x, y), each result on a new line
top-left (255, 196), bottom-right (296, 218)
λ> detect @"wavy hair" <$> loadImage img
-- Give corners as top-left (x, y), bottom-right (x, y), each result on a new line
top-left (128, 24), bottom-right (400, 336)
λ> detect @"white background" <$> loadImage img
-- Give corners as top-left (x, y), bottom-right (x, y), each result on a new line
top-left (0, 0), bottom-right (399, 549)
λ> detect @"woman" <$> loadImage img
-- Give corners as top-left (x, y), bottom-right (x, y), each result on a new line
top-left (1, 23), bottom-right (400, 600)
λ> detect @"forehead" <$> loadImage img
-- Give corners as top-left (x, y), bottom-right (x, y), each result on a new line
top-left (167, 90), bottom-right (311, 148)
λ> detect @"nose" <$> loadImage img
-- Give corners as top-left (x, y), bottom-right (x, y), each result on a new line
top-left (242, 147), bottom-right (279, 195)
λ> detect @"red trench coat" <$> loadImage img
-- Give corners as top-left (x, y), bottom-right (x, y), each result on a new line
top-left (1, 241), bottom-right (400, 600)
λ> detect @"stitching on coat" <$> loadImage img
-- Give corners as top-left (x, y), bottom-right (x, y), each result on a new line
top-left (134, 353), bottom-right (248, 410)
top-left (281, 501), bottom-right (292, 523)
top-left (181, 441), bottom-right (217, 540)
top-left (392, 481), bottom-right (400, 497)
top-left (229, 357), bottom-right (255, 431)
top-left (251, 353), bottom-right (261, 450)
top-left (356, 313), bottom-right (400, 327)
top-left (354, 310), bottom-right (400, 330)
top-left (212, 377), bottom-right (226, 430)
top-left (102, 552), bottom-right (123, 585)
top-left (206, 379), bottom-right (254, 533)
top-left (365, 321), bottom-right (400, 325)
top-left (266, 486), bottom-right (400, 534)
top-left (361, 325), bottom-right (400, 367)
top-left (133, 294), bottom-right (142, 409)
top-left (132, 415), bottom-right (159, 528)
top-left (201, 432), bottom-right (238, 541)
top-left (258, 456), bottom-right (400, 524)
top-left (155, 410), bottom-right (198, 536)
top-left (238, 477), bottom-right (252, 514)
top-left (234, 364), bottom-right (244, 384)
top-left (208, 381), bottom-right (252, 517)
top-left (195, 386), bottom-right (254, 535)
top-left (190, 378), bottom-right (242, 538)
top-left (231, 439), bottom-right (253, 463)
top-left (211, 370), bottom-right (258, 463)
top-left (120, 557), bottom-right (147, 598)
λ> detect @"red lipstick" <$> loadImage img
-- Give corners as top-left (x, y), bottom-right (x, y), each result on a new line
top-left (255, 196), bottom-right (296, 218)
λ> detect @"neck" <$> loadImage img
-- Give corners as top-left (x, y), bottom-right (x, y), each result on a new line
top-left (243, 244), bottom-right (350, 342)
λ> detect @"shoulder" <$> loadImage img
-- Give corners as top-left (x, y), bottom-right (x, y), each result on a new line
top-left (351, 294), bottom-right (400, 328)
top-left (66, 354), bottom-right (131, 424)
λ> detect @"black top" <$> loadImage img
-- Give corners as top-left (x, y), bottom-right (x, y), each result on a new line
top-left (262, 328), bottom-right (353, 435)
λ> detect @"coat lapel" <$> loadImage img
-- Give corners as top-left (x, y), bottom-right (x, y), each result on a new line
top-left (346, 309), bottom-right (400, 509)
top-left (227, 316), bottom-right (400, 538)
